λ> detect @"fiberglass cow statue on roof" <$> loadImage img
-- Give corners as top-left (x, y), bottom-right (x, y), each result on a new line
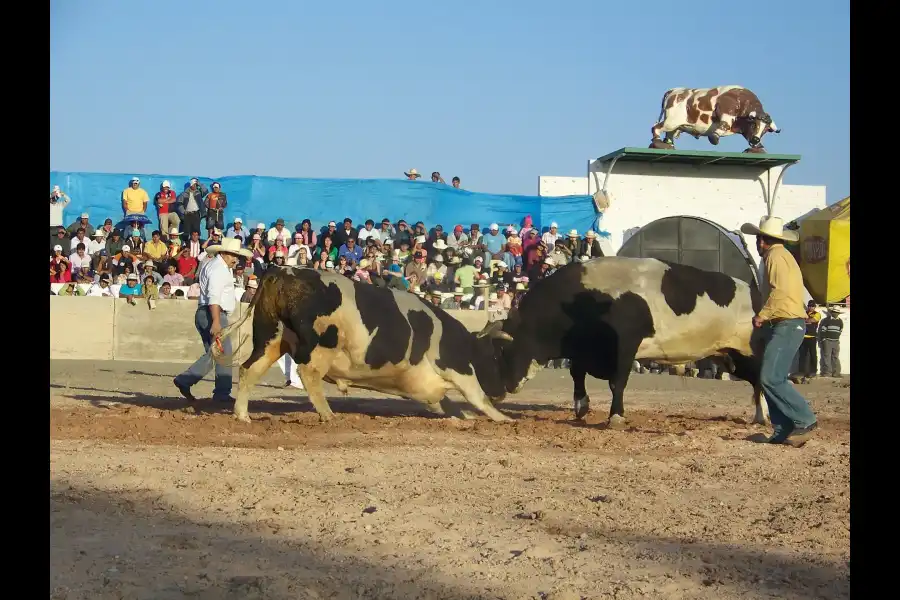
top-left (650, 85), bottom-right (781, 152)
top-left (477, 256), bottom-right (771, 428)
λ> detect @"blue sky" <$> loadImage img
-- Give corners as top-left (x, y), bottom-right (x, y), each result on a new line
top-left (50, 0), bottom-right (849, 202)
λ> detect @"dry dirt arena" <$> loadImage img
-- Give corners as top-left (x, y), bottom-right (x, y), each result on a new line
top-left (50, 359), bottom-right (850, 600)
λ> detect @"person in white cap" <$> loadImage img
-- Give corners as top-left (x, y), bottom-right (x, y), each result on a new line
top-left (739, 215), bottom-right (817, 447)
top-left (154, 180), bottom-right (180, 239)
top-left (49, 185), bottom-right (71, 229)
top-left (541, 222), bottom-right (560, 247)
top-left (176, 178), bottom-right (209, 239)
top-left (226, 217), bottom-right (248, 245)
top-left (121, 177), bottom-right (149, 217)
top-left (174, 237), bottom-right (253, 405)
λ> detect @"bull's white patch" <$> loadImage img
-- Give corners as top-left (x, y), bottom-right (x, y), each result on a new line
top-left (513, 359), bottom-right (543, 393)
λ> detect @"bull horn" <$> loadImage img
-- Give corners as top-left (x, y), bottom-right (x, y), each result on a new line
top-left (492, 330), bottom-right (514, 342)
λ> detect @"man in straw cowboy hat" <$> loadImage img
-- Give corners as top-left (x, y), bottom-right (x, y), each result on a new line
top-left (740, 215), bottom-right (818, 447)
top-left (173, 237), bottom-right (253, 405)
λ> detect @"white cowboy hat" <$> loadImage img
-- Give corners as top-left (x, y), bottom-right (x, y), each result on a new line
top-left (739, 216), bottom-right (799, 242)
top-left (169, 227), bottom-right (181, 236)
top-left (568, 229), bottom-right (578, 237)
top-left (405, 168), bottom-right (421, 178)
top-left (585, 230), bottom-right (596, 238)
top-left (206, 237), bottom-right (253, 259)
top-left (433, 239), bottom-right (448, 250)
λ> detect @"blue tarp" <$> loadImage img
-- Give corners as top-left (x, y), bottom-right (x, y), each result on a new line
top-left (50, 171), bottom-right (606, 236)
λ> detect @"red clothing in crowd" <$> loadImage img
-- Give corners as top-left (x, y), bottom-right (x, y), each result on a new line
top-left (177, 255), bottom-right (198, 277)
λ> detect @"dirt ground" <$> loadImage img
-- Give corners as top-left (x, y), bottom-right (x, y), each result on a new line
top-left (50, 360), bottom-right (850, 600)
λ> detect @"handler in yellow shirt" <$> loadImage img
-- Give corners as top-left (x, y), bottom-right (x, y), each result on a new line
top-left (741, 216), bottom-right (818, 448)
top-left (122, 176), bottom-right (149, 216)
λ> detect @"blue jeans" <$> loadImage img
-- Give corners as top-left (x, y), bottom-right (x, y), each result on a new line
top-left (760, 319), bottom-right (817, 435)
top-left (175, 306), bottom-right (233, 397)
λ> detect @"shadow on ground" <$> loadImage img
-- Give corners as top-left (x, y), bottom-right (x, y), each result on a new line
top-left (50, 482), bottom-right (850, 600)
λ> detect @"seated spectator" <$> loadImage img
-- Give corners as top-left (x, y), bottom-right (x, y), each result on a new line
top-left (542, 222), bottom-right (560, 247)
top-left (317, 236), bottom-right (338, 265)
top-left (395, 240), bottom-right (412, 263)
top-left (163, 262), bottom-right (184, 287)
top-left (50, 226), bottom-right (69, 256)
top-left (105, 229), bottom-right (125, 257)
top-left (123, 219), bottom-right (147, 243)
top-left (335, 255), bottom-right (352, 277)
top-left (233, 262), bottom-right (249, 288)
top-left (334, 218), bottom-right (357, 248)
top-left (176, 246), bottom-right (199, 285)
top-left (144, 230), bottom-right (169, 262)
top-left (297, 219), bottom-right (317, 248)
top-left (66, 212), bottom-right (95, 238)
top-left (338, 237), bottom-right (363, 266)
top-left (142, 274), bottom-right (159, 309)
top-left (287, 234), bottom-right (310, 266)
top-left (404, 249), bottom-right (427, 283)
top-left (448, 225), bottom-right (468, 253)
top-left (357, 219), bottom-right (380, 245)
top-left (377, 218), bottom-right (395, 244)
top-left (293, 245), bottom-right (313, 268)
top-left (187, 282), bottom-right (200, 299)
top-left (50, 248), bottom-right (72, 283)
top-left (74, 263), bottom-right (93, 284)
top-left (167, 228), bottom-right (183, 258)
top-left (57, 281), bottom-right (85, 297)
top-left (88, 229), bottom-right (106, 264)
top-left (159, 281), bottom-right (173, 299)
top-left (268, 238), bottom-right (288, 262)
top-left (425, 254), bottom-right (447, 285)
top-left (267, 218), bottom-right (291, 245)
top-left (173, 289), bottom-right (186, 299)
top-left (115, 265), bottom-right (133, 285)
top-left (202, 229), bottom-right (223, 256)
top-left (87, 273), bottom-right (115, 297)
top-left (111, 245), bottom-right (138, 277)
top-left (68, 243), bottom-right (90, 273)
top-left (127, 230), bottom-right (145, 256)
top-left (313, 250), bottom-right (331, 271)
top-left (249, 232), bottom-right (266, 269)
top-left (240, 278), bottom-right (258, 303)
top-left (226, 217), bottom-right (249, 245)
top-left (549, 238), bottom-right (571, 266)
top-left (69, 227), bottom-right (90, 253)
top-left (492, 261), bottom-right (513, 288)
top-left (272, 253), bottom-right (286, 268)
top-left (393, 220), bottom-right (412, 248)
top-left (453, 258), bottom-right (478, 295)
top-left (97, 218), bottom-right (115, 238)
top-left (119, 273), bottom-right (142, 301)
top-left (185, 230), bottom-right (204, 259)
top-left (139, 260), bottom-right (164, 285)
top-left (441, 288), bottom-right (465, 309)
top-left (354, 259), bottom-right (372, 283)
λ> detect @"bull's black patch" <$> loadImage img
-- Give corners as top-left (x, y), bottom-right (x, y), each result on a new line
top-left (354, 283), bottom-right (412, 369)
top-left (412, 296), bottom-right (474, 376)
top-left (319, 324), bottom-right (339, 349)
top-left (659, 261), bottom-right (737, 316)
top-left (406, 310), bottom-right (434, 366)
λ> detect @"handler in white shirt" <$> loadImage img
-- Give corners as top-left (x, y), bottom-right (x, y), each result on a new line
top-left (173, 238), bottom-right (253, 404)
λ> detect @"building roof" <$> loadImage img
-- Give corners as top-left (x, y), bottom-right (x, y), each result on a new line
top-left (593, 147), bottom-right (801, 168)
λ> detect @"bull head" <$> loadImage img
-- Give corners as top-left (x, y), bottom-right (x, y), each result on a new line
top-left (477, 320), bottom-right (514, 343)
top-left (745, 111), bottom-right (781, 146)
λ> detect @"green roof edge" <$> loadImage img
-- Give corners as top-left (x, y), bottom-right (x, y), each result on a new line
top-left (593, 146), bottom-right (802, 166)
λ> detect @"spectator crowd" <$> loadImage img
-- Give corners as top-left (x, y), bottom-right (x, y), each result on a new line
top-left (49, 175), bottom-right (607, 320)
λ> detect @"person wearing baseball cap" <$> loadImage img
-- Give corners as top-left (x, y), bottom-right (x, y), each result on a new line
top-left (122, 177), bottom-right (148, 218)
top-left (226, 217), bottom-right (248, 245)
top-left (174, 237), bottom-right (253, 407)
top-left (155, 180), bottom-right (180, 239)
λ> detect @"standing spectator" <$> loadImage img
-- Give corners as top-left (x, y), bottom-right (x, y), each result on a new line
top-left (740, 215), bottom-right (817, 446)
top-left (819, 307), bottom-right (844, 378)
top-left (122, 177), bottom-right (149, 217)
top-left (178, 178), bottom-right (208, 239)
top-left (49, 186), bottom-right (70, 230)
top-left (50, 227), bottom-right (69, 256)
top-left (404, 168), bottom-right (422, 180)
top-left (431, 171), bottom-right (445, 184)
top-left (173, 238), bottom-right (253, 406)
top-left (451, 176), bottom-right (461, 189)
top-left (798, 301), bottom-right (821, 380)
top-left (66, 213), bottom-right (95, 238)
top-left (226, 217), bottom-right (249, 245)
top-left (154, 180), bottom-right (180, 238)
top-left (204, 181), bottom-right (227, 237)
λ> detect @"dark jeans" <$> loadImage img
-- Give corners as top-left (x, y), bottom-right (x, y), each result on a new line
top-left (182, 212), bottom-right (202, 239)
top-left (760, 319), bottom-right (817, 436)
top-left (174, 306), bottom-right (232, 397)
top-left (205, 208), bottom-right (224, 232)
top-left (798, 337), bottom-right (818, 376)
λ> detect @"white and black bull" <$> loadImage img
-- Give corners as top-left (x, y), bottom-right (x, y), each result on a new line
top-left (211, 266), bottom-right (511, 423)
top-left (650, 85), bottom-right (781, 151)
top-left (477, 257), bottom-right (770, 427)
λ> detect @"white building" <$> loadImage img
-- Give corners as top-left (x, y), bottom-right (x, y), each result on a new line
top-left (539, 147), bottom-right (849, 374)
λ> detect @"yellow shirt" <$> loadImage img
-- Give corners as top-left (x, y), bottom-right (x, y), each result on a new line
top-left (144, 240), bottom-right (168, 261)
top-left (123, 187), bottom-right (149, 213)
top-left (758, 244), bottom-right (807, 321)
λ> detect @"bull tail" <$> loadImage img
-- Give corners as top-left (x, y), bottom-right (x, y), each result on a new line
top-left (657, 89), bottom-right (675, 123)
top-left (210, 302), bottom-right (256, 366)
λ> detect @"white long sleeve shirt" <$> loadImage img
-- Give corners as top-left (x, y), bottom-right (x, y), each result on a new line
top-left (198, 254), bottom-right (236, 313)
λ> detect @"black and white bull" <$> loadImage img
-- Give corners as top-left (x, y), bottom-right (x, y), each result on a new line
top-left (477, 257), bottom-right (770, 427)
top-left (211, 266), bottom-right (511, 423)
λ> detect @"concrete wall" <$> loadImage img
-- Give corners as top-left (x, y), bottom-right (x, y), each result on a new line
top-left (539, 162), bottom-right (826, 268)
top-left (49, 298), bottom-right (488, 363)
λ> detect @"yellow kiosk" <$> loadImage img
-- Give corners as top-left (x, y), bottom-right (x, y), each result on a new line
top-left (799, 197), bottom-right (850, 305)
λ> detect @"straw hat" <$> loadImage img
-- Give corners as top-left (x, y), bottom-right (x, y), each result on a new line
top-left (206, 237), bottom-right (253, 259)
top-left (739, 216), bottom-right (799, 242)
top-left (405, 168), bottom-right (422, 179)
top-left (568, 229), bottom-right (578, 237)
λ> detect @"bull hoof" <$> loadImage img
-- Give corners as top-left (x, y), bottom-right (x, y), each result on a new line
top-left (708, 134), bottom-right (720, 145)
top-left (607, 414), bottom-right (627, 429)
top-left (743, 146), bottom-right (767, 154)
top-left (573, 396), bottom-right (591, 420)
top-left (649, 139), bottom-right (674, 150)
top-left (234, 412), bottom-right (252, 424)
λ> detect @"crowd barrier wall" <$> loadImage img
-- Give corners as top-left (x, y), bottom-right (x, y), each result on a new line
top-left (49, 296), bottom-right (489, 363)
top-left (50, 171), bottom-right (604, 238)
